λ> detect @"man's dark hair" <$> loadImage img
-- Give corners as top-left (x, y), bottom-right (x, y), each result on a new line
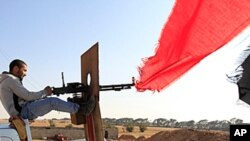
top-left (9, 59), bottom-right (27, 72)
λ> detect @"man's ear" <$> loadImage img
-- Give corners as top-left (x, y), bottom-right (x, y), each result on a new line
top-left (12, 66), bottom-right (19, 73)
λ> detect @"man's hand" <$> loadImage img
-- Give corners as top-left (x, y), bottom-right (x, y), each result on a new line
top-left (44, 86), bottom-right (53, 96)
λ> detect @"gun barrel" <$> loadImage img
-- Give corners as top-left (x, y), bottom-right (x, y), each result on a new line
top-left (99, 83), bottom-right (134, 91)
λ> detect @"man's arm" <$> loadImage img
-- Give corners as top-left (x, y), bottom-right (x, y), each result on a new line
top-left (7, 77), bottom-right (51, 101)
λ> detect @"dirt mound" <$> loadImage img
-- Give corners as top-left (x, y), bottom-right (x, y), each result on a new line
top-left (145, 129), bottom-right (229, 141)
top-left (135, 136), bottom-right (146, 141)
top-left (118, 135), bottom-right (147, 141)
top-left (118, 134), bottom-right (136, 141)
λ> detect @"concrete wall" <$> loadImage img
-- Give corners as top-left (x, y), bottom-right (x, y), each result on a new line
top-left (31, 127), bottom-right (85, 140)
top-left (31, 127), bottom-right (118, 140)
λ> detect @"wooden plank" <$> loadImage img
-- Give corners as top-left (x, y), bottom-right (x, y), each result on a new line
top-left (80, 42), bottom-right (103, 141)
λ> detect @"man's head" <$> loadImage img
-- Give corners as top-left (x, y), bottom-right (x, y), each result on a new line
top-left (9, 59), bottom-right (27, 80)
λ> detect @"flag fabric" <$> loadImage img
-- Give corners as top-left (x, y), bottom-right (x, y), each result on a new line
top-left (136, 0), bottom-right (250, 92)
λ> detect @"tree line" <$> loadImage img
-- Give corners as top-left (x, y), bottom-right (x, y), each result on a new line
top-left (102, 117), bottom-right (247, 131)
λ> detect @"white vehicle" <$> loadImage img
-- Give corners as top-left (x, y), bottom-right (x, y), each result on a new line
top-left (0, 119), bottom-right (32, 141)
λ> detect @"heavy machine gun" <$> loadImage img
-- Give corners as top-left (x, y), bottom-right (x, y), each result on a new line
top-left (52, 72), bottom-right (135, 96)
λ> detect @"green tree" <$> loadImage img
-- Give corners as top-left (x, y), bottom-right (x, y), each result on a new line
top-left (125, 124), bottom-right (134, 132)
top-left (139, 124), bottom-right (147, 132)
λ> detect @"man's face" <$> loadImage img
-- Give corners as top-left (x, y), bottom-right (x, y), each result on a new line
top-left (16, 64), bottom-right (27, 80)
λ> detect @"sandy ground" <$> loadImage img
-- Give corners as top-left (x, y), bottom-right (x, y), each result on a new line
top-left (116, 125), bottom-right (178, 138)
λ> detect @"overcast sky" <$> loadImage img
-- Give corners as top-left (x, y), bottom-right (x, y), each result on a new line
top-left (1, 0), bottom-right (250, 123)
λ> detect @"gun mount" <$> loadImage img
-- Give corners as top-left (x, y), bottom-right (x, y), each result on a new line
top-left (59, 43), bottom-right (131, 141)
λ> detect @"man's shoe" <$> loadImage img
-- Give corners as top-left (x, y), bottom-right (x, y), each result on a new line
top-left (78, 95), bottom-right (96, 115)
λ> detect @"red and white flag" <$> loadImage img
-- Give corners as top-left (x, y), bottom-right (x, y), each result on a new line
top-left (136, 0), bottom-right (250, 92)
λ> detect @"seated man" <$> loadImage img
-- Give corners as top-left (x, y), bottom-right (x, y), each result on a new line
top-left (0, 59), bottom-right (95, 120)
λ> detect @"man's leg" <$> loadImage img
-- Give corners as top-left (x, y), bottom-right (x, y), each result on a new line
top-left (20, 97), bottom-right (79, 119)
